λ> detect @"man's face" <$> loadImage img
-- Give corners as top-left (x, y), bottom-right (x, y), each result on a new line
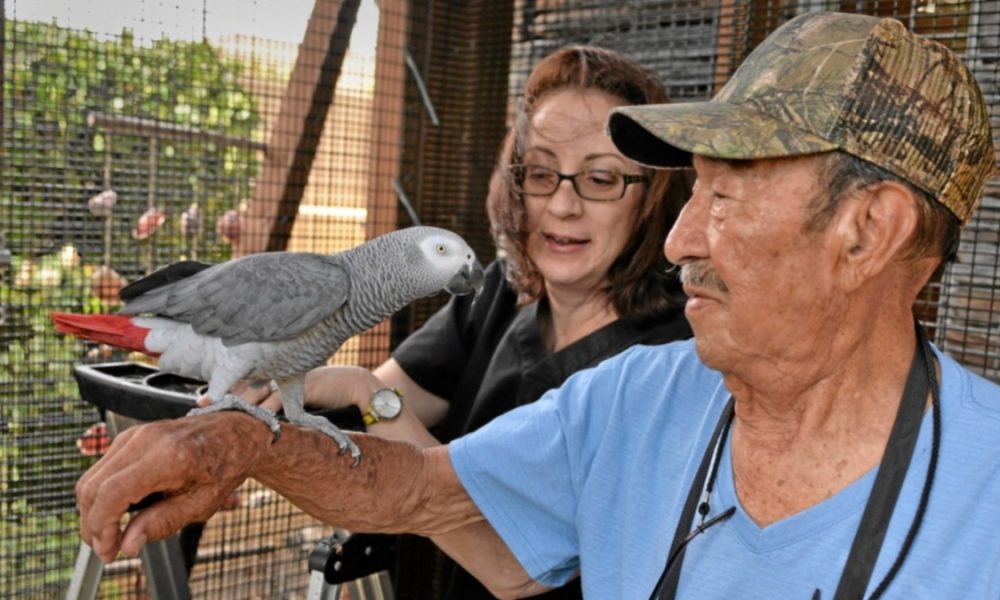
top-left (665, 155), bottom-right (848, 379)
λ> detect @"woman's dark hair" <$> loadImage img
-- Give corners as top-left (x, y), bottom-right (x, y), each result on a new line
top-left (487, 45), bottom-right (691, 323)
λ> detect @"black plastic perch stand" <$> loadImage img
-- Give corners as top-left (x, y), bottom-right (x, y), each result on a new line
top-left (306, 531), bottom-right (397, 599)
top-left (71, 361), bottom-right (365, 427)
top-left (67, 361), bottom-right (389, 600)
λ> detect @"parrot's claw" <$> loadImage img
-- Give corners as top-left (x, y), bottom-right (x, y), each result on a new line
top-left (188, 394), bottom-right (282, 443)
top-left (339, 441), bottom-right (362, 467)
top-left (337, 436), bottom-right (362, 467)
top-left (283, 412), bottom-right (362, 467)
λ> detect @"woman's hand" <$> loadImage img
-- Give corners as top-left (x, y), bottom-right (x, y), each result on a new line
top-left (195, 379), bottom-right (281, 411)
top-left (300, 366), bottom-right (382, 410)
top-left (197, 366), bottom-right (382, 414)
top-left (195, 361), bottom-right (448, 449)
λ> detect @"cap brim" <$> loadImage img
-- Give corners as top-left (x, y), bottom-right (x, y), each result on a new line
top-left (608, 102), bottom-right (839, 168)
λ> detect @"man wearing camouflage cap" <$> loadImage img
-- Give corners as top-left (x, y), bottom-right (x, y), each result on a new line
top-left (77, 11), bottom-right (999, 599)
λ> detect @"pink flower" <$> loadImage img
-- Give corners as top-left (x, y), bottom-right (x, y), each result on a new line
top-left (88, 190), bottom-right (118, 217)
top-left (180, 203), bottom-right (203, 235)
top-left (76, 422), bottom-right (110, 456)
top-left (133, 207), bottom-right (166, 240)
top-left (90, 265), bottom-right (126, 303)
top-left (216, 209), bottom-right (241, 245)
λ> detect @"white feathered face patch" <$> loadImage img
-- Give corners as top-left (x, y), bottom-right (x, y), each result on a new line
top-left (417, 232), bottom-right (474, 270)
top-left (412, 231), bottom-right (483, 296)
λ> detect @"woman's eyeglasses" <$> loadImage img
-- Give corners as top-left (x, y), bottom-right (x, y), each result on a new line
top-left (511, 164), bottom-right (648, 202)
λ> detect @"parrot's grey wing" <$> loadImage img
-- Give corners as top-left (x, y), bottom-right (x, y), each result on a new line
top-left (185, 253), bottom-right (350, 345)
top-left (129, 253), bottom-right (351, 346)
top-left (119, 260), bottom-right (213, 301)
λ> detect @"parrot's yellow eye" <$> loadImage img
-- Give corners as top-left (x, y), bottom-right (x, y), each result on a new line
top-left (436, 244), bottom-right (446, 254)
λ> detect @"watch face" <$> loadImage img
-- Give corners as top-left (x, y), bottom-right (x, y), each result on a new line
top-left (372, 388), bottom-right (402, 419)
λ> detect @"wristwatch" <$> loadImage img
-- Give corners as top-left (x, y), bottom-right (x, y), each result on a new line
top-left (363, 387), bottom-right (403, 426)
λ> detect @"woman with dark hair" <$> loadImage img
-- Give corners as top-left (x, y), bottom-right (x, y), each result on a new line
top-left (244, 45), bottom-right (693, 598)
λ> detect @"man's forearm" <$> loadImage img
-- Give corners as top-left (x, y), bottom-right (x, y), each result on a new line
top-left (76, 411), bottom-right (484, 562)
top-left (251, 419), bottom-right (484, 536)
top-left (433, 521), bottom-right (552, 599)
top-left (254, 416), bottom-right (546, 596)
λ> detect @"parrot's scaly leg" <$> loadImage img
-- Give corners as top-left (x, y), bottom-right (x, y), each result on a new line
top-left (278, 377), bottom-right (362, 465)
top-left (285, 411), bottom-right (361, 465)
top-left (187, 394), bottom-right (282, 442)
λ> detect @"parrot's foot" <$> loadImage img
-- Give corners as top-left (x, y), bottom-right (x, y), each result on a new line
top-left (188, 394), bottom-right (282, 443)
top-left (284, 412), bottom-right (361, 467)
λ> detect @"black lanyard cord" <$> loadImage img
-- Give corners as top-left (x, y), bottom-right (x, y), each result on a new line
top-left (649, 396), bottom-right (735, 600)
top-left (864, 324), bottom-right (941, 600)
top-left (698, 408), bottom-right (734, 524)
top-left (830, 322), bottom-right (936, 600)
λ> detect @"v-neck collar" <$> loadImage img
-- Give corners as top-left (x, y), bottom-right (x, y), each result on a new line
top-left (712, 402), bottom-right (935, 553)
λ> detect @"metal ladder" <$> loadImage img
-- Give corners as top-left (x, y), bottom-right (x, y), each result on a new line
top-left (65, 412), bottom-right (395, 600)
top-left (65, 411), bottom-right (195, 600)
top-left (66, 531), bottom-right (396, 600)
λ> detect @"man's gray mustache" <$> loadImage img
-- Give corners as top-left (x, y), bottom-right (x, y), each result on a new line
top-left (679, 261), bottom-right (728, 294)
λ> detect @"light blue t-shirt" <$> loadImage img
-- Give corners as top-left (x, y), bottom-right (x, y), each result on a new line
top-left (450, 339), bottom-right (1000, 598)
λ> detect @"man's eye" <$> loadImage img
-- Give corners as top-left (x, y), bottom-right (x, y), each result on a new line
top-left (709, 195), bottom-right (732, 218)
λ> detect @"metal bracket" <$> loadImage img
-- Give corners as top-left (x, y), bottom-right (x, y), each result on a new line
top-left (404, 49), bottom-right (440, 127)
top-left (392, 178), bottom-right (422, 226)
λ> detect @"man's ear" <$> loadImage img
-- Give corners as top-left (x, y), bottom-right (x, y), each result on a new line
top-left (832, 181), bottom-right (919, 291)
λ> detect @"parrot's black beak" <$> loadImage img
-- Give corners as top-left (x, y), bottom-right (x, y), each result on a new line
top-left (446, 260), bottom-right (485, 295)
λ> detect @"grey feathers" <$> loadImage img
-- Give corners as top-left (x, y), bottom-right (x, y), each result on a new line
top-left (121, 253), bottom-right (350, 346)
top-left (118, 226), bottom-right (483, 349)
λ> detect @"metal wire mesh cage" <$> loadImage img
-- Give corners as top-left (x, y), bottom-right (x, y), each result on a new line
top-left (1, 0), bottom-right (998, 598)
top-left (2, 1), bottom-right (390, 597)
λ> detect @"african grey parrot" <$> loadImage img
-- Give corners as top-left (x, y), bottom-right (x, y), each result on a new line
top-left (52, 226), bottom-right (483, 462)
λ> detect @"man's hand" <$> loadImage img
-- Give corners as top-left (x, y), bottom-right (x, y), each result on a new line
top-left (74, 408), bottom-right (516, 591)
top-left (75, 412), bottom-right (272, 563)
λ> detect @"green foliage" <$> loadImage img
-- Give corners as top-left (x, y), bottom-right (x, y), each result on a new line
top-left (0, 501), bottom-right (81, 597)
top-left (1, 19), bottom-right (268, 596)
top-left (0, 251), bottom-right (99, 522)
top-left (3, 19), bottom-right (261, 263)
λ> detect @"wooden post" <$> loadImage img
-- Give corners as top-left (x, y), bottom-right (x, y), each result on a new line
top-left (712, 0), bottom-right (745, 94)
top-left (356, 0), bottom-right (410, 368)
top-left (356, 1), bottom-right (514, 369)
top-left (0, 2), bottom-right (5, 203)
top-left (237, 0), bottom-right (363, 256)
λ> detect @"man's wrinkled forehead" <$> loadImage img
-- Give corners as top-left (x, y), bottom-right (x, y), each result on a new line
top-left (689, 153), bottom-right (833, 218)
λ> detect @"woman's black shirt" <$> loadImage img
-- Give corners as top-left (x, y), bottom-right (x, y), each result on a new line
top-left (391, 260), bottom-right (692, 599)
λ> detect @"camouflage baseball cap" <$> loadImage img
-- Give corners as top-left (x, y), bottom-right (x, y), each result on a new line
top-left (608, 11), bottom-right (996, 223)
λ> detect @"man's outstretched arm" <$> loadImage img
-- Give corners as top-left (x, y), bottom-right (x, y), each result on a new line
top-left (75, 411), bottom-right (540, 596)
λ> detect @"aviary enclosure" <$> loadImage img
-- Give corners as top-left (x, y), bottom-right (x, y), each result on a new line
top-left (1, 0), bottom-right (997, 597)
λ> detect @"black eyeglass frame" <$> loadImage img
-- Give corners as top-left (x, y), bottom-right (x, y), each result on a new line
top-left (510, 164), bottom-right (649, 202)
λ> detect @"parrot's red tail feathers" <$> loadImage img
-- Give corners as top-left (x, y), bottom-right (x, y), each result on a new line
top-left (50, 312), bottom-right (152, 355)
